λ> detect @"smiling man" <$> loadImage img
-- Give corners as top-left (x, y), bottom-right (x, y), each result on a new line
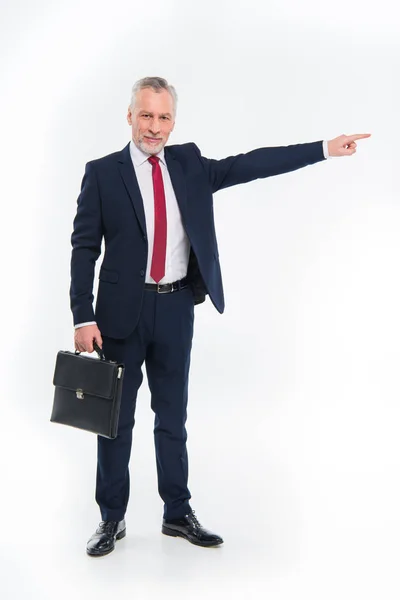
top-left (130, 87), bottom-right (175, 154)
top-left (70, 76), bottom-right (371, 557)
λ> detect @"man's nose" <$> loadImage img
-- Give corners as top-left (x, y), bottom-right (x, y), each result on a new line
top-left (149, 119), bottom-right (160, 133)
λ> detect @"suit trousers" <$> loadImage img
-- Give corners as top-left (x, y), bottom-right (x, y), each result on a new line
top-left (95, 285), bottom-right (195, 521)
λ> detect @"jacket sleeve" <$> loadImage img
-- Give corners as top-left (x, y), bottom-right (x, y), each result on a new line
top-left (69, 162), bottom-right (103, 326)
top-left (192, 140), bottom-right (326, 194)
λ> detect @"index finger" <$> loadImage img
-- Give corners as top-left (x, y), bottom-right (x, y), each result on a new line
top-left (346, 133), bottom-right (372, 142)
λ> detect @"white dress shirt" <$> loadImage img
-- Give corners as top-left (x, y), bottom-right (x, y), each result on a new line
top-left (75, 139), bottom-right (331, 329)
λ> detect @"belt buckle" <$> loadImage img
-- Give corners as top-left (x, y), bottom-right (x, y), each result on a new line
top-left (157, 282), bottom-right (174, 294)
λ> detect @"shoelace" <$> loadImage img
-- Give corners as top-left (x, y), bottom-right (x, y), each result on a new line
top-left (187, 510), bottom-right (202, 529)
top-left (99, 521), bottom-right (118, 535)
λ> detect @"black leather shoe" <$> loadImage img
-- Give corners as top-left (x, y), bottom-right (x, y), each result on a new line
top-left (162, 510), bottom-right (223, 547)
top-left (86, 519), bottom-right (126, 557)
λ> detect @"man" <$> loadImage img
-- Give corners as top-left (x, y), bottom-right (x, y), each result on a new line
top-left (70, 76), bottom-right (370, 557)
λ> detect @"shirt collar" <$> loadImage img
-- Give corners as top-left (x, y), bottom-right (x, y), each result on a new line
top-left (129, 139), bottom-right (166, 167)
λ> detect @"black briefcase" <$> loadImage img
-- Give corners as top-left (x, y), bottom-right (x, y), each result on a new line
top-left (51, 341), bottom-right (125, 439)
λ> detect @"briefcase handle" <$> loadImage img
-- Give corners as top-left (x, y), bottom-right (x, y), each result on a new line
top-left (74, 340), bottom-right (105, 361)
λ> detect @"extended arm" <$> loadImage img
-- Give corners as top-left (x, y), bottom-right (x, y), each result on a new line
top-left (194, 140), bottom-right (327, 194)
top-left (193, 133), bottom-right (370, 194)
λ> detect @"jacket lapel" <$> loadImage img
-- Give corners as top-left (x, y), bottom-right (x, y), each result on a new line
top-left (117, 143), bottom-right (147, 236)
top-left (164, 147), bottom-right (189, 225)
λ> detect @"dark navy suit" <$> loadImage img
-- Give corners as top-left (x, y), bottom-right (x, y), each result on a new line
top-left (70, 139), bottom-right (326, 520)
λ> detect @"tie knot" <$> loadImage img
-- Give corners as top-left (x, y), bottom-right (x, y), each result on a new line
top-left (148, 156), bottom-right (160, 166)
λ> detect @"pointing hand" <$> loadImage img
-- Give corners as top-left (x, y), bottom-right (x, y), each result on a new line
top-left (328, 133), bottom-right (371, 157)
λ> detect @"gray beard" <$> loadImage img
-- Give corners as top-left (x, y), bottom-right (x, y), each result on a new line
top-left (138, 138), bottom-right (165, 155)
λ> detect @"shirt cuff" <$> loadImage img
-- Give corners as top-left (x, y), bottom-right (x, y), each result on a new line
top-left (75, 321), bottom-right (97, 329)
top-left (322, 140), bottom-right (331, 159)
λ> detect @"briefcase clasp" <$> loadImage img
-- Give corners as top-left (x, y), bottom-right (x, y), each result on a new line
top-left (76, 388), bottom-right (84, 399)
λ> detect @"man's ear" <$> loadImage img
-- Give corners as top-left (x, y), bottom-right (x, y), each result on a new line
top-left (127, 106), bottom-right (132, 125)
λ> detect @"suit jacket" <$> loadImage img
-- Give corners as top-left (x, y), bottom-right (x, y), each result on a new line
top-left (70, 140), bottom-right (326, 339)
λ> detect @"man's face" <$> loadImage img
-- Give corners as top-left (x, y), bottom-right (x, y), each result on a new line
top-left (127, 88), bottom-right (175, 155)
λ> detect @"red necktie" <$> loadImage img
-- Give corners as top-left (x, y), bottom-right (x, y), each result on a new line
top-left (148, 156), bottom-right (167, 283)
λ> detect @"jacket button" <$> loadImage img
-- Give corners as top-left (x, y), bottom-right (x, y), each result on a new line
top-left (140, 269), bottom-right (145, 276)
top-left (143, 235), bottom-right (147, 241)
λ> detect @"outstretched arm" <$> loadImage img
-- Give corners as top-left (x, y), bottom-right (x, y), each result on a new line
top-left (195, 140), bottom-right (326, 194)
top-left (194, 133), bottom-right (371, 194)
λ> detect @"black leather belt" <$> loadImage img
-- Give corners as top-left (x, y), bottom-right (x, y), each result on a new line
top-left (144, 277), bottom-right (189, 293)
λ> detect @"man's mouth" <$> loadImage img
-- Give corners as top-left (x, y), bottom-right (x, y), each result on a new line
top-left (145, 137), bottom-right (162, 144)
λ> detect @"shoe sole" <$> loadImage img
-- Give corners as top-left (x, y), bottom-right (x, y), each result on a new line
top-left (161, 525), bottom-right (223, 547)
top-left (86, 528), bottom-right (126, 557)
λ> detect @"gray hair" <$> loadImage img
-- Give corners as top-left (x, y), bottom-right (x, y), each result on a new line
top-left (130, 77), bottom-right (178, 117)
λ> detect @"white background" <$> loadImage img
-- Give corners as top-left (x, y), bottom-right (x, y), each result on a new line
top-left (1, 0), bottom-right (399, 598)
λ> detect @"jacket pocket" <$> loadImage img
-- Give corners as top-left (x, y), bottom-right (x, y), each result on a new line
top-left (99, 267), bottom-right (119, 283)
